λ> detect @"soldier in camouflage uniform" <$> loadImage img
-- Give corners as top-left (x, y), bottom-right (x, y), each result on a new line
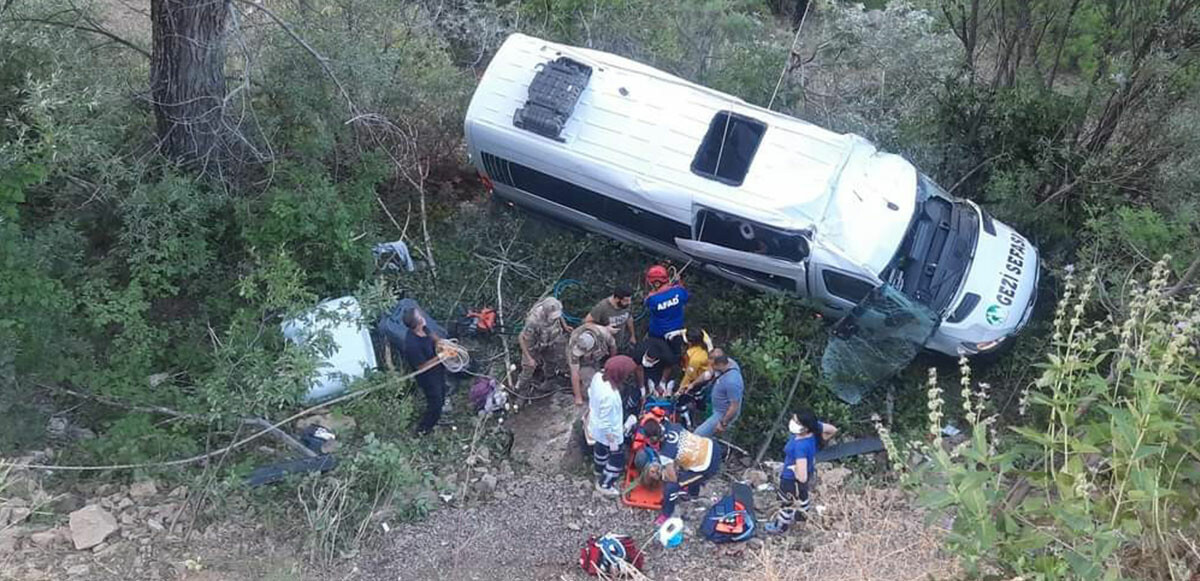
top-left (518, 297), bottom-right (571, 392)
top-left (567, 322), bottom-right (617, 406)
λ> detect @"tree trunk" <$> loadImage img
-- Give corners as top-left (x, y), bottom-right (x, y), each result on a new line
top-left (151, 0), bottom-right (229, 168)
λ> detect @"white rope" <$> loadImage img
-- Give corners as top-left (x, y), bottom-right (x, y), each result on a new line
top-left (436, 339), bottom-right (470, 373)
top-left (767, 1), bottom-right (812, 111)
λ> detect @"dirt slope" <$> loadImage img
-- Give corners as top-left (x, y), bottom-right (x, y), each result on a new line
top-left (353, 393), bottom-right (957, 581)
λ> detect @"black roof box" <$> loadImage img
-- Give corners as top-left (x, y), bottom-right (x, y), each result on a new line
top-left (513, 56), bottom-right (592, 141)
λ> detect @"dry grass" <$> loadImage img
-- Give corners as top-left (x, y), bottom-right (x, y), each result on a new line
top-left (737, 485), bottom-right (959, 581)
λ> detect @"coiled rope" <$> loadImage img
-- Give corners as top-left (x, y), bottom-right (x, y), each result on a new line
top-left (436, 339), bottom-right (470, 373)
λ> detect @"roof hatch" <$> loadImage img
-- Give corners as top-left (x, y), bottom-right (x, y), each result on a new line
top-left (691, 111), bottom-right (766, 186)
top-left (513, 56), bottom-right (592, 141)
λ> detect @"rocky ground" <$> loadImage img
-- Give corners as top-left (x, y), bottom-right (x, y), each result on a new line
top-left (351, 393), bottom-right (957, 581)
top-left (1, 393), bottom-right (957, 581)
top-left (1, 452), bottom-right (304, 581)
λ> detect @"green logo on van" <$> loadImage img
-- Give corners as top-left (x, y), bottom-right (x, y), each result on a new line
top-left (985, 304), bottom-right (1009, 326)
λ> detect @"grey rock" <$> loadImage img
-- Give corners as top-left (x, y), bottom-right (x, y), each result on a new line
top-left (128, 479), bottom-right (158, 500)
top-left (8, 506), bottom-right (31, 525)
top-left (742, 469), bottom-right (769, 487)
top-left (5, 475), bottom-right (38, 498)
top-left (476, 473), bottom-right (499, 496)
top-left (51, 493), bottom-right (85, 514)
top-left (822, 467), bottom-right (852, 489)
top-left (29, 529), bottom-right (61, 548)
top-left (0, 527), bottom-right (24, 553)
top-left (65, 564), bottom-right (90, 576)
top-left (69, 505), bottom-right (119, 550)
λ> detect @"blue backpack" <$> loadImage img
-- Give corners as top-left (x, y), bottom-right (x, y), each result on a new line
top-left (699, 483), bottom-right (757, 543)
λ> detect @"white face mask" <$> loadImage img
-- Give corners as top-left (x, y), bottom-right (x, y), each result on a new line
top-left (788, 417), bottom-right (804, 435)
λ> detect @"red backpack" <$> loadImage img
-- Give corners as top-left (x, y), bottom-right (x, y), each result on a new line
top-left (579, 534), bottom-right (644, 576)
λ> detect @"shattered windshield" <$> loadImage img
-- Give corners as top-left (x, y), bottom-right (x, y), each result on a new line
top-left (821, 284), bottom-right (939, 404)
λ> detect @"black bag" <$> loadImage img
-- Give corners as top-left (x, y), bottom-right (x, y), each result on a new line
top-left (699, 483), bottom-right (758, 543)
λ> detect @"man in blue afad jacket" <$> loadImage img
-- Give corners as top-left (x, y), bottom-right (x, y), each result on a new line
top-left (643, 265), bottom-right (689, 359)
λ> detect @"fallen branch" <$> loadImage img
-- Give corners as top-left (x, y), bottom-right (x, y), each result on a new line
top-left (538, 242), bottom-right (591, 301)
top-left (455, 414), bottom-right (491, 506)
top-left (1164, 253), bottom-right (1200, 298)
top-left (43, 383), bottom-right (318, 458)
top-left (9, 360), bottom-right (441, 472)
top-left (755, 368), bottom-right (805, 465)
top-left (494, 225), bottom-right (523, 390)
top-left (717, 438), bottom-right (750, 456)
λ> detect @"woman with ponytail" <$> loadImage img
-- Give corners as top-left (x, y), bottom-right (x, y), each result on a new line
top-left (765, 409), bottom-right (838, 534)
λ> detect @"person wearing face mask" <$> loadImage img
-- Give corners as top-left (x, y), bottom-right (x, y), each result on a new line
top-left (765, 409), bottom-right (838, 534)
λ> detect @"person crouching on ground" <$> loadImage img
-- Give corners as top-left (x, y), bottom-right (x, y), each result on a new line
top-left (693, 349), bottom-right (744, 437)
top-left (633, 336), bottom-right (677, 398)
top-left (588, 355), bottom-right (637, 497)
top-left (676, 328), bottom-right (713, 428)
top-left (400, 308), bottom-right (447, 435)
top-left (765, 409), bottom-right (838, 534)
top-left (567, 322), bottom-right (617, 407)
top-left (635, 418), bottom-right (722, 526)
top-left (517, 297), bottom-right (571, 392)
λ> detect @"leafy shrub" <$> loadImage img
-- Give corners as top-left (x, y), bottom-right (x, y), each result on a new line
top-left (726, 296), bottom-right (847, 452)
top-left (878, 259), bottom-right (1200, 580)
top-left (240, 161), bottom-right (383, 296)
top-left (84, 413), bottom-right (201, 467)
top-left (298, 431), bottom-right (442, 564)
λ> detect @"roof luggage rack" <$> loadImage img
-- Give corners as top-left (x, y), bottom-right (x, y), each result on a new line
top-left (513, 56), bottom-right (592, 141)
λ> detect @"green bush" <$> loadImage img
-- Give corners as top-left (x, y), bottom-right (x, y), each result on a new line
top-left (879, 259), bottom-right (1200, 580)
top-left (725, 296), bottom-right (848, 453)
top-left (240, 161), bottom-right (383, 297)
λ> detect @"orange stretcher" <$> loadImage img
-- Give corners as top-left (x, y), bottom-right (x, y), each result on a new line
top-left (620, 405), bottom-right (673, 510)
top-left (621, 465), bottom-right (663, 510)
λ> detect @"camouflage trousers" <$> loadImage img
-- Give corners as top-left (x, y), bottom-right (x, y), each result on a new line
top-left (518, 339), bottom-right (569, 392)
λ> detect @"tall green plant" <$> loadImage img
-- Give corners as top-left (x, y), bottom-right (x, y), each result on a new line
top-left (878, 259), bottom-right (1200, 580)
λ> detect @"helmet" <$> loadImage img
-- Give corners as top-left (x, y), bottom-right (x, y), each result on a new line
top-left (596, 534), bottom-right (628, 573)
top-left (645, 265), bottom-right (669, 287)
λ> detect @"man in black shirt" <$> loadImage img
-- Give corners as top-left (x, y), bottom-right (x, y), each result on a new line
top-left (401, 308), bottom-right (446, 434)
top-left (633, 336), bottom-right (677, 398)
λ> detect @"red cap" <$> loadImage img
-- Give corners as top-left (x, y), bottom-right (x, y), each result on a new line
top-left (645, 265), bottom-right (669, 287)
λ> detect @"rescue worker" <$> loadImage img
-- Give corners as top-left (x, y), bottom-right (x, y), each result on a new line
top-left (694, 349), bottom-right (744, 437)
top-left (588, 355), bottom-right (637, 497)
top-left (765, 410), bottom-right (839, 533)
top-left (517, 297), bottom-right (571, 391)
top-left (585, 285), bottom-right (636, 353)
top-left (632, 336), bottom-right (677, 398)
top-left (567, 322), bottom-right (617, 406)
top-left (400, 308), bottom-right (447, 435)
top-left (642, 265), bottom-right (689, 357)
top-left (635, 418), bottom-right (723, 526)
top-left (678, 328), bottom-right (714, 393)
top-left (676, 328), bottom-right (714, 430)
